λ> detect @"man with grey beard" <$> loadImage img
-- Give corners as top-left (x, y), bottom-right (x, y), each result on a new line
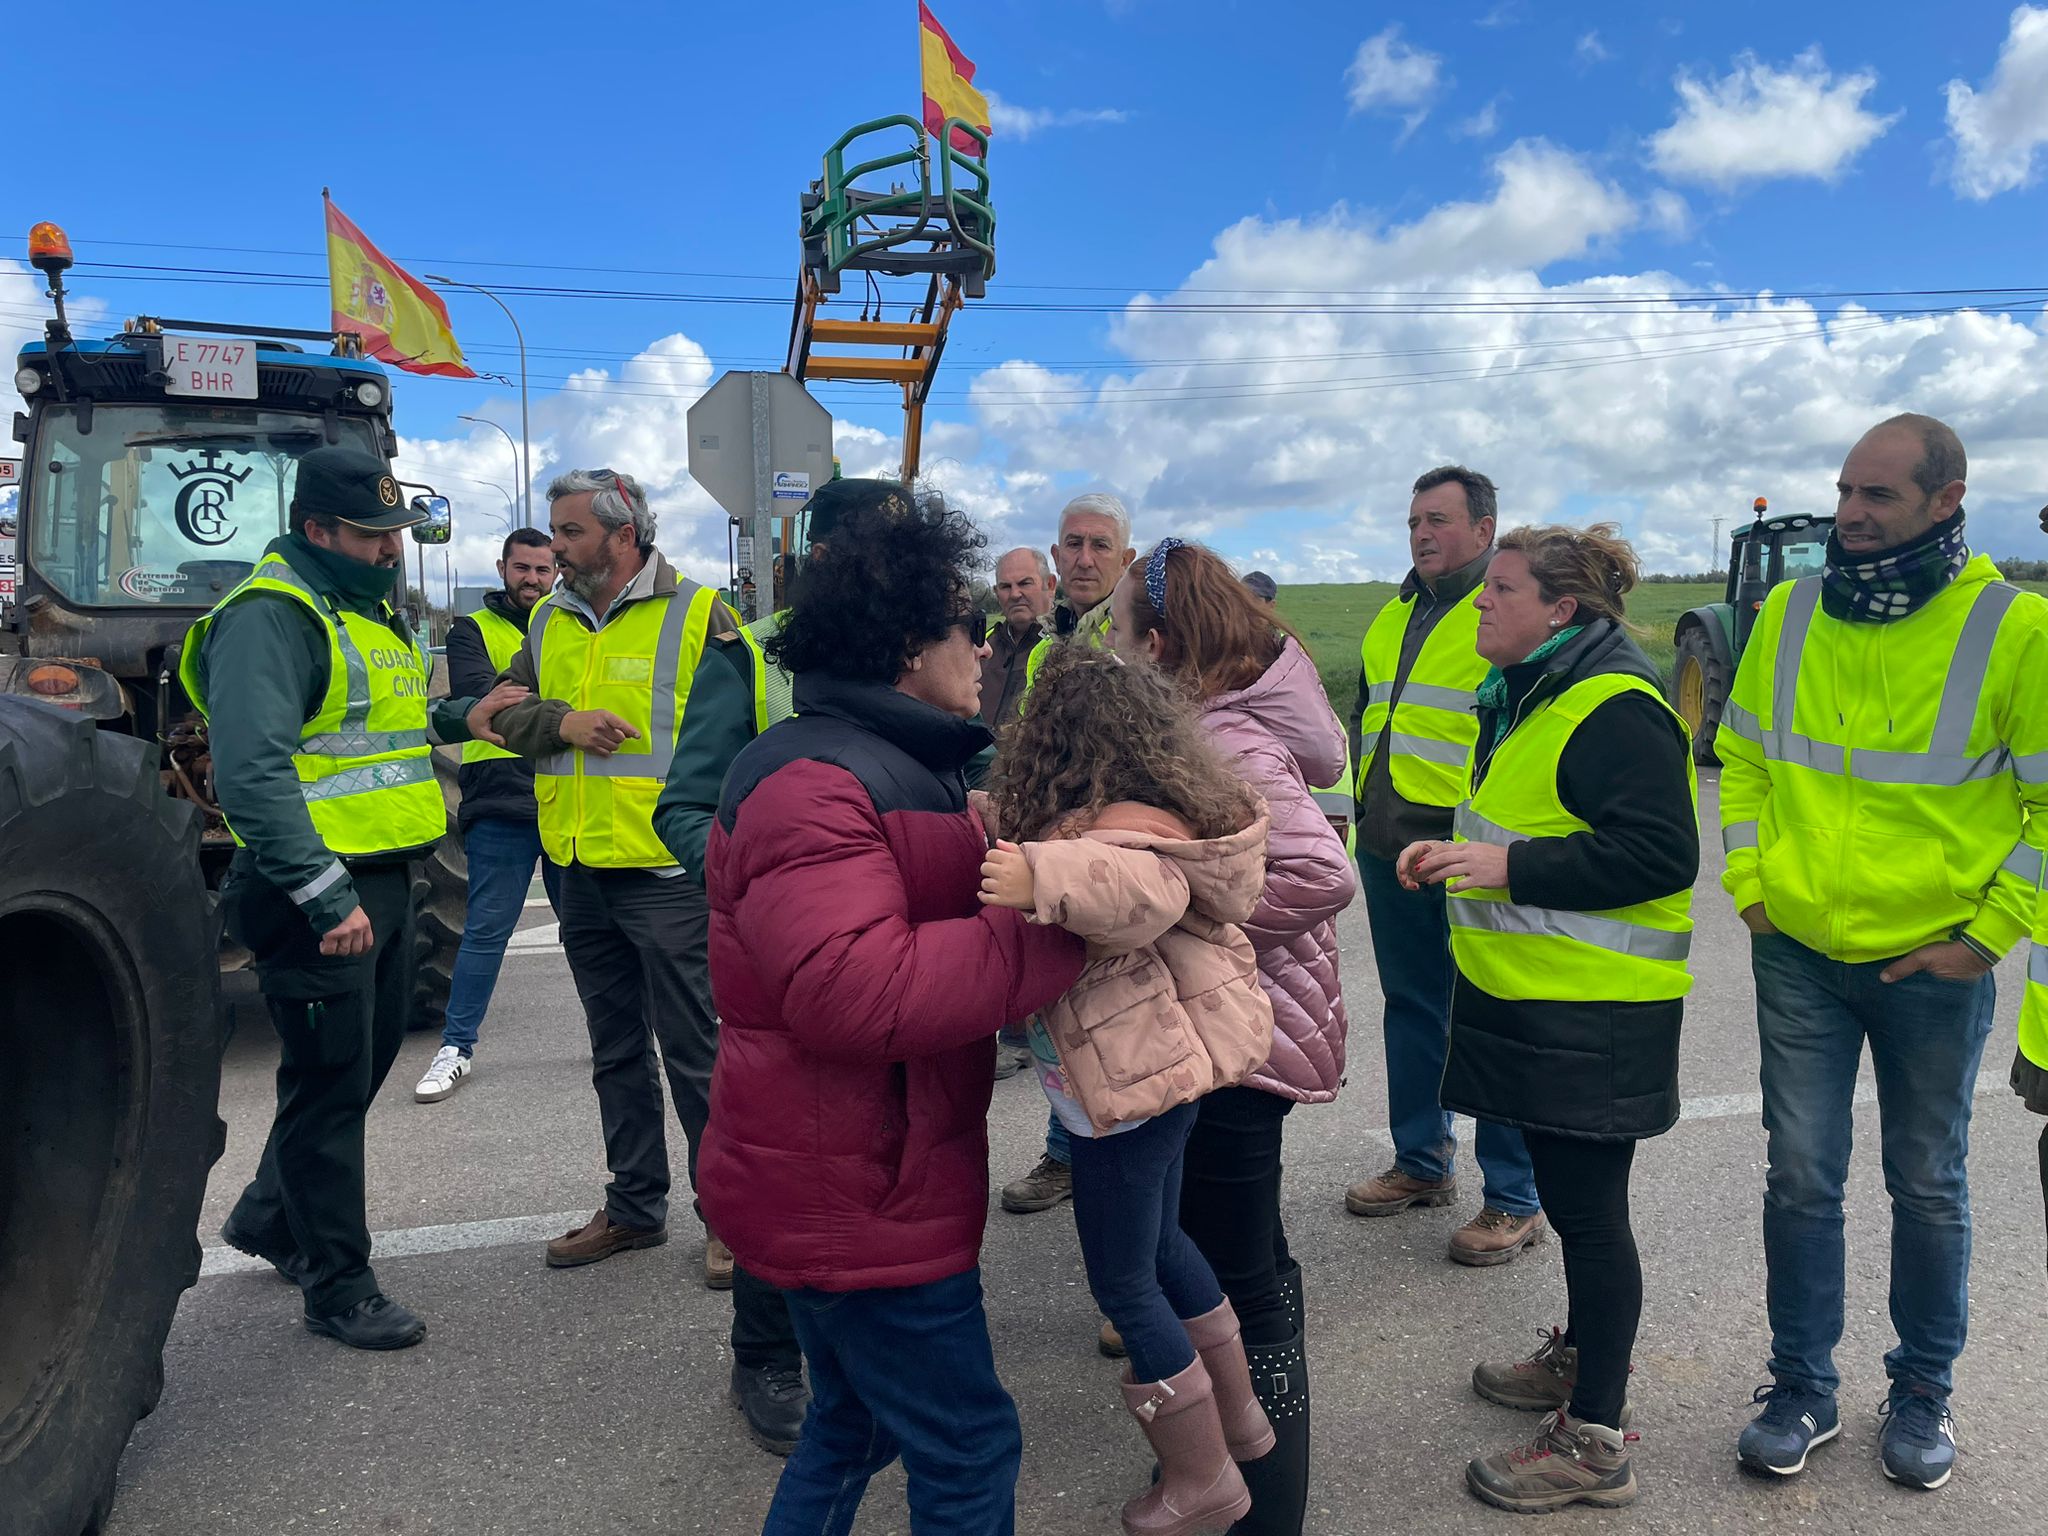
top-left (486, 469), bottom-right (745, 1291)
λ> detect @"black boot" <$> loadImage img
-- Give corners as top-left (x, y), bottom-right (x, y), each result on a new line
top-left (1231, 1263), bottom-right (1310, 1535)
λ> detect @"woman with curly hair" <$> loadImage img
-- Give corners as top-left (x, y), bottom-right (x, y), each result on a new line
top-left (1104, 539), bottom-right (1358, 1536)
top-left (697, 480), bottom-right (1085, 1536)
top-left (979, 646), bottom-right (1276, 1534)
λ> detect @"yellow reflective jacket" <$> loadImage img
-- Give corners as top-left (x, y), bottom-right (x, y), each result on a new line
top-left (1718, 556), bottom-right (2048, 963)
top-left (460, 603), bottom-right (528, 764)
top-left (529, 581), bottom-right (718, 868)
top-left (1355, 587), bottom-right (1486, 809)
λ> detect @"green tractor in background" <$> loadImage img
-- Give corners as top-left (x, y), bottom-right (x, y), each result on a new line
top-left (1670, 498), bottom-right (1833, 764)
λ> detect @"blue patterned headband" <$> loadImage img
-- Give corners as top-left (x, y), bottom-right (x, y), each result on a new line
top-left (1146, 538), bottom-right (1186, 613)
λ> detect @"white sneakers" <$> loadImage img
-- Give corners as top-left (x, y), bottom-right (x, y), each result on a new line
top-left (414, 1045), bottom-right (472, 1103)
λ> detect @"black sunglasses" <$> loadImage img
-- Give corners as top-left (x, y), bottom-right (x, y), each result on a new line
top-left (952, 610), bottom-right (989, 648)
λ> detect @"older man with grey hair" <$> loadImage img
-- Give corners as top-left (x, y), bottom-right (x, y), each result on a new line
top-left (982, 546), bottom-right (1056, 729)
top-left (485, 469), bottom-right (751, 1296)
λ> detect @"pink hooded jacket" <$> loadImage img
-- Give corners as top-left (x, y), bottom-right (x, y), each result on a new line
top-left (1198, 638), bottom-right (1356, 1103)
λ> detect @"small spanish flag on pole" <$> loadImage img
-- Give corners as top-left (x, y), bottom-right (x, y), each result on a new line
top-left (323, 191), bottom-right (475, 379)
top-left (918, 2), bottom-right (991, 151)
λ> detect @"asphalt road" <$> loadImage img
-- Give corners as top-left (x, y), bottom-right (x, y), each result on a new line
top-left (108, 773), bottom-right (2048, 1535)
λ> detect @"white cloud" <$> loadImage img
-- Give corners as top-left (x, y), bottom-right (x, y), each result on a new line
top-left (1646, 188), bottom-right (1693, 239)
top-left (984, 90), bottom-right (1128, 140)
top-left (941, 139), bottom-right (2048, 581)
top-left (1345, 26), bottom-right (1443, 138)
top-left (1575, 31), bottom-right (1611, 67)
top-left (1649, 49), bottom-right (1899, 189)
top-left (1453, 98), bottom-right (1502, 140)
top-left (1945, 5), bottom-right (2048, 199)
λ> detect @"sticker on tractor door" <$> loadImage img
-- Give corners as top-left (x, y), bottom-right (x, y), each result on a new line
top-left (162, 336), bottom-right (259, 400)
top-left (118, 566), bottom-right (188, 601)
top-left (772, 471), bottom-right (810, 501)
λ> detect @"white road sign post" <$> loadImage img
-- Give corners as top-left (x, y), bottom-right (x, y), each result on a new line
top-left (687, 372), bottom-right (833, 623)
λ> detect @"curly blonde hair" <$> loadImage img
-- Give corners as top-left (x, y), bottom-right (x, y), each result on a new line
top-left (986, 644), bottom-right (1258, 843)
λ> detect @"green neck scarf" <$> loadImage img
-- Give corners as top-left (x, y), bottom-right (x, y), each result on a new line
top-left (1477, 625), bottom-right (1585, 747)
top-left (277, 532), bottom-right (403, 610)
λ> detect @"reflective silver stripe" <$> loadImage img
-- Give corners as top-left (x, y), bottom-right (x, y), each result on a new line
top-left (1773, 732), bottom-right (1846, 775)
top-left (1452, 803), bottom-right (1526, 848)
top-left (1932, 583), bottom-right (2018, 752)
top-left (2032, 943), bottom-right (2048, 987)
top-left (1722, 820), bottom-right (1759, 853)
top-left (536, 751), bottom-right (576, 776)
top-left (1771, 578), bottom-right (1821, 748)
top-left (300, 757), bottom-right (434, 802)
top-left (1386, 731), bottom-right (1472, 767)
top-left (2012, 749), bottom-right (2048, 785)
top-left (1849, 743), bottom-right (2010, 787)
top-left (2003, 841), bottom-right (2045, 888)
top-left (1720, 700), bottom-right (1763, 744)
top-left (1371, 680), bottom-right (1475, 713)
top-left (300, 728), bottom-right (430, 757)
top-left (288, 859), bottom-right (348, 907)
top-left (1448, 895), bottom-right (1692, 962)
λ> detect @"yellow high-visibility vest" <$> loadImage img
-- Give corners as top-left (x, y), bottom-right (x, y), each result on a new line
top-left (528, 582), bottom-right (718, 868)
top-left (738, 610), bottom-right (793, 732)
top-left (460, 604), bottom-right (529, 764)
top-left (1716, 561), bottom-right (2048, 962)
top-left (1450, 672), bottom-right (1698, 1003)
top-left (181, 552), bottom-right (443, 857)
top-left (1355, 588), bottom-right (1486, 809)
top-left (2022, 882), bottom-right (2048, 1072)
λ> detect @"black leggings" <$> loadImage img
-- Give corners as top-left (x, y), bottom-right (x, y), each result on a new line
top-left (1523, 1131), bottom-right (1640, 1429)
top-left (1178, 1085), bottom-right (1296, 1348)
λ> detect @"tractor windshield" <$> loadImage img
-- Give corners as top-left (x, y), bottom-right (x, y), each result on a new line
top-left (1776, 537), bottom-right (1827, 583)
top-left (24, 401), bottom-right (382, 608)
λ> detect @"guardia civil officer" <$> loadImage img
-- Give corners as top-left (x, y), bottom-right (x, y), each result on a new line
top-left (186, 446), bottom-right (524, 1350)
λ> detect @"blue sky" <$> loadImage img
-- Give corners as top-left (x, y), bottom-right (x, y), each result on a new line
top-left (7, 1), bottom-right (2046, 589)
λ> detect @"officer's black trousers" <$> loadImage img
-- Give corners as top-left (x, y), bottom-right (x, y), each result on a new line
top-left (223, 857), bottom-right (415, 1317)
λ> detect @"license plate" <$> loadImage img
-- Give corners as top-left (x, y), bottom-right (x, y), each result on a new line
top-left (162, 336), bottom-right (259, 400)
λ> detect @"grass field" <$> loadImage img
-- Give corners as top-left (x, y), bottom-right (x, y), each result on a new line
top-left (1274, 579), bottom-right (2048, 727)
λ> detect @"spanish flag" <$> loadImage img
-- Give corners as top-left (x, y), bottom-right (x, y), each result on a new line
top-left (919, 2), bottom-right (991, 152)
top-left (323, 192), bottom-right (475, 380)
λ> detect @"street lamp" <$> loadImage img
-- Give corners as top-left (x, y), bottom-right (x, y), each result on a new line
top-left (431, 275), bottom-right (533, 527)
top-left (448, 474), bottom-right (517, 534)
top-left (458, 415), bottom-right (523, 526)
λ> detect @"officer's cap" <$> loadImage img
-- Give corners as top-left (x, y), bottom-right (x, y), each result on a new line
top-left (292, 446), bottom-right (425, 532)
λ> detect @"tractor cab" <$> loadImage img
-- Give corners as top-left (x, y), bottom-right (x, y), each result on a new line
top-left (1727, 498), bottom-right (1831, 651)
top-left (4, 222), bottom-right (447, 729)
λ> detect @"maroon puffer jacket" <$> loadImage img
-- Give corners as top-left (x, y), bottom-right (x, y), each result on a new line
top-left (701, 675), bottom-right (1084, 1293)
top-left (1200, 639), bottom-right (1358, 1103)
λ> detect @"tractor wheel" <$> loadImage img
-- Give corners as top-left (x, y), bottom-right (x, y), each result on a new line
top-left (1673, 624), bottom-right (1730, 766)
top-left (410, 748), bottom-right (466, 1032)
top-left (0, 700), bottom-right (225, 1536)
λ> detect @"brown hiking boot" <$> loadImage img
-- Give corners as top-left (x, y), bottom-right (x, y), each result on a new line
top-left (1473, 1326), bottom-right (1636, 1427)
top-left (1118, 1357), bottom-right (1251, 1534)
top-left (1000, 1154), bottom-right (1073, 1214)
top-left (704, 1233), bottom-right (735, 1291)
top-left (544, 1209), bottom-right (667, 1269)
top-left (1466, 1410), bottom-right (1639, 1514)
top-left (1449, 1206), bottom-right (1547, 1267)
top-left (1344, 1165), bottom-right (1458, 1217)
top-left (1099, 1319), bottom-right (1127, 1359)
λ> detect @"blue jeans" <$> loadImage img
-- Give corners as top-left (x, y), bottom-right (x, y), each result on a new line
top-left (1066, 1102), bottom-right (1225, 1382)
top-left (1753, 932), bottom-right (1995, 1397)
top-left (1358, 852), bottom-right (1538, 1214)
top-left (764, 1267), bottom-right (1020, 1536)
top-left (440, 817), bottom-right (561, 1055)
top-left (1045, 1110), bottom-right (1070, 1166)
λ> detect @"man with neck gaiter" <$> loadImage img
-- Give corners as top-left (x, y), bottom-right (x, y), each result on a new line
top-left (1718, 414), bottom-right (2048, 1492)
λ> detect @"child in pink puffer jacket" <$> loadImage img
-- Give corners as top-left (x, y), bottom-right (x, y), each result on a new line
top-left (979, 645), bottom-right (1276, 1536)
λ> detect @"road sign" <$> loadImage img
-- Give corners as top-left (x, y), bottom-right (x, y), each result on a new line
top-left (161, 336), bottom-right (258, 400)
top-left (0, 459), bottom-right (18, 486)
top-left (687, 372), bottom-right (833, 621)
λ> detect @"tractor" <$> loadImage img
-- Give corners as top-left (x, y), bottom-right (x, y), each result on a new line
top-left (1670, 497), bottom-right (1832, 763)
top-left (0, 221), bottom-right (468, 1536)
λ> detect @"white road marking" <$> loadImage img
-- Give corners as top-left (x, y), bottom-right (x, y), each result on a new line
top-left (504, 922), bottom-right (560, 953)
top-left (196, 1076), bottom-right (2009, 1280)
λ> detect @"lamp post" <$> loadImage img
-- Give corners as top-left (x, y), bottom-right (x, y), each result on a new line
top-left (450, 475), bottom-right (517, 535)
top-left (458, 414), bottom-right (525, 529)
top-left (432, 275), bottom-right (533, 527)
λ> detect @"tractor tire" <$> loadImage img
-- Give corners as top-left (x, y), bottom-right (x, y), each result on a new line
top-left (0, 700), bottom-right (225, 1536)
top-left (1673, 623), bottom-right (1731, 766)
top-left (410, 747), bottom-right (466, 1032)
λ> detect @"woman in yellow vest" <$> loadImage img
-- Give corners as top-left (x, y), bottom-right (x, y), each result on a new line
top-left (1399, 524), bottom-right (1698, 1515)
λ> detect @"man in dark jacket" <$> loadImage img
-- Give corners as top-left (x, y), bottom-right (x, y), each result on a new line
top-left (701, 485), bottom-right (1082, 1533)
top-left (185, 446), bottom-right (523, 1349)
top-left (414, 527), bottom-right (560, 1103)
